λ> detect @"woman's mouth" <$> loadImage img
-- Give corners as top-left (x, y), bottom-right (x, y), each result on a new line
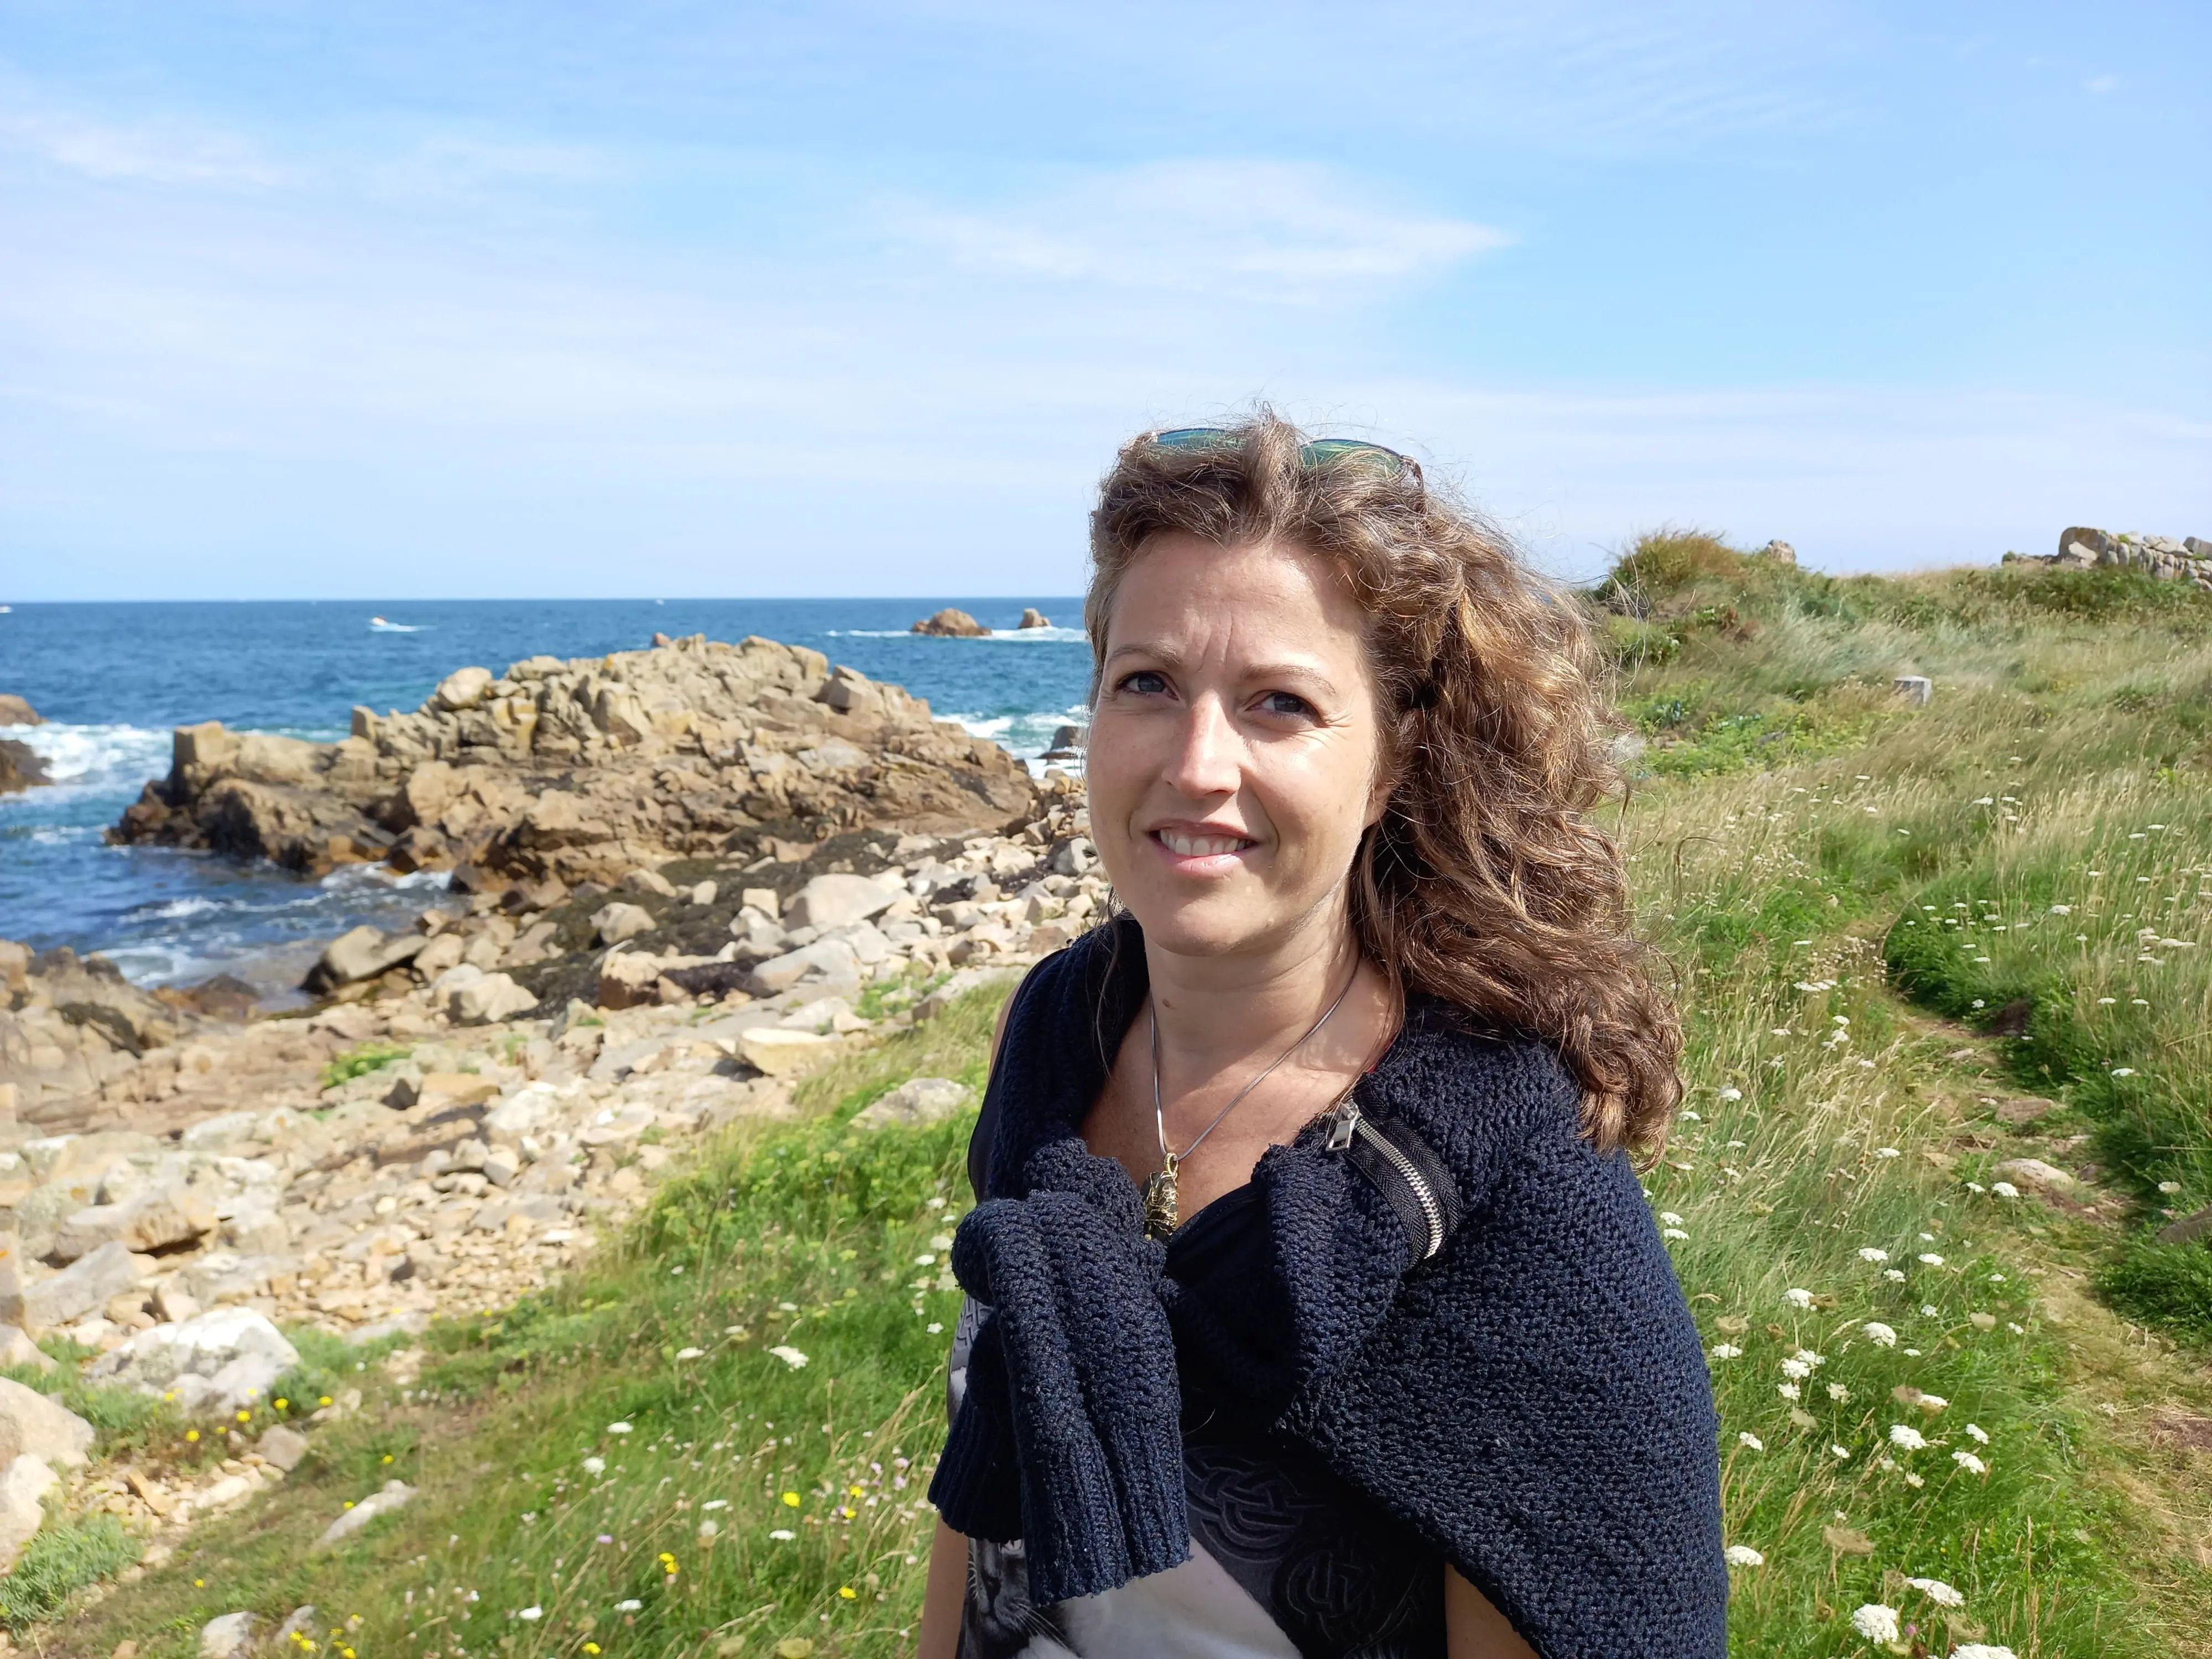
top-left (1149, 827), bottom-right (1255, 859)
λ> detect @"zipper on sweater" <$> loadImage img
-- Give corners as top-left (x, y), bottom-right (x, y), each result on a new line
top-left (1329, 1100), bottom-right (1446, 1260)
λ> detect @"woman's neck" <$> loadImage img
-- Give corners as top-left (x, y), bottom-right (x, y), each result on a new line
top-left (1141, 899), bottom-right (1380, 1079)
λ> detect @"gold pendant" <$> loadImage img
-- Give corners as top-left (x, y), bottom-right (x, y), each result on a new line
top-left (1142, 1154), bottom-right (1181, 1240)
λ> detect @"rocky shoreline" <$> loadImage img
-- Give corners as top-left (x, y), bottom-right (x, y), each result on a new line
top-left (0, 632), bottom-right (1098, 1588)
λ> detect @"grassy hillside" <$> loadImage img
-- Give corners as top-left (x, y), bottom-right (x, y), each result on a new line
top-left (44, 537), bottom-right (2212, 1657)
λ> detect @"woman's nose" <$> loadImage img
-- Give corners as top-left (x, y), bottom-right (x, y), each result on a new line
top-left (1165, 696), bottom-right (1242, 798)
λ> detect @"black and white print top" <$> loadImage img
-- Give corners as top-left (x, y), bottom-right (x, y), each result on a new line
top-left (948, 1182), bottom-right (1447, 1659)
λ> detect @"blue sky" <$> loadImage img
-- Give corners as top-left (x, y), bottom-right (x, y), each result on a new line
top-left (1, 2), bottom-right (2205, 599)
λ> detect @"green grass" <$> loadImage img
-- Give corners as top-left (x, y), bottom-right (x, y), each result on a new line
top-left (37, 549), bottom-right (2212, 1656)
top-left (0, 1516), bottom-right (141, 1629)
top-left (318, 1042), bottom-right (415, 1092)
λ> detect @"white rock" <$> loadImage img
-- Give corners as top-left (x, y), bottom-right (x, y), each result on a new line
top-left (312, 1479), bottom-right (414, 1551)
top-left (782, 874), bottom-right (898, 931)
top-left (53, 1182), bottom-right (217, 1262)
top-left (448, 972), bottom-right (539, 1025)
top-left (201, 1611), bottom-right (263, 1658)
top-left (1991, 1157), bottom-right (2077, 1196)
top-left (180, 1112), bottom-right (262, 1152)
top-left (853, 1077), bottom-right (977, 1129)
top-left (88, 1307), bottom-right (301, 1416)
top-left (22, 1239), bottom-right (154, 1332)
top-left (748, 937), bottom-right (862, 995)
top-left (738, 1027), bottom-right (837, 1077)
top-left (0, 1378), bottom-right (93, 1469)
top-left (591, 901), bottom-right (658, 945)
top-left (0, 1326), bottom-right (54, 1373)
top-left (259, 1423), bottom-right (311, 1472)
top-left (0, 1453), bottom-right (56, 1569)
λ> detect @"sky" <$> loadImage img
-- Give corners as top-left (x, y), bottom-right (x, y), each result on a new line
top-left (0, 1), bottom-right (2205, 599)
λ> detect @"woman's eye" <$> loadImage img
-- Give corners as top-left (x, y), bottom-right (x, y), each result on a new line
top-left (1118, 670), bottom-right (1170, 697)
top-left (1258, 691), bottom-right (1314, 718)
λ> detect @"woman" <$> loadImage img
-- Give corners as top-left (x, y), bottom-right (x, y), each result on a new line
top-left (918, 414), bottom-right (1725, 1659)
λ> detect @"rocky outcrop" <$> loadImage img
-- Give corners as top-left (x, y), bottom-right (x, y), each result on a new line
top-left (911, 608), bottom-right (989, 637)
top-left (0, 944), bottom-right (184, 1124)
top-left (0, 740), bottom-right (46, 796)
top-left (0, 696), bottom-right (40, 727)
top-left (109, 634), bottom-right (1036, 883)
top-left (1018, 608), bottom-right (1052, 629)
top-left (2006, 527), bottom-right (2212, 591)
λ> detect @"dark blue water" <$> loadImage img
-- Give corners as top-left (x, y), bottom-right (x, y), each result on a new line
top-left (0, 599), bottom-right (1088, 989)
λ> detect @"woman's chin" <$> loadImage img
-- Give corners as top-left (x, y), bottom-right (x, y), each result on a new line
top-left (1119, 893), bottom-right (1287, 960)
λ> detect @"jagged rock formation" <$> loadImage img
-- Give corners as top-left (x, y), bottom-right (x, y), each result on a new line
top-left (108, 634), bottom-right (1036, 883)
top-left (0, 740), bottom-right (44, 796)
top-left (2007, 527), bottom-right (2212, 591)
top-left (0, 696), bottom-right (40, 728)
top-left (911, 608), bottom-right (988, 637)
top-left (0, 945), bottom-right (185, 1125)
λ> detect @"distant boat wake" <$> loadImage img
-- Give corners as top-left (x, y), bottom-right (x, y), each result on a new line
top-left (369, 616), bottom-right (427, 633)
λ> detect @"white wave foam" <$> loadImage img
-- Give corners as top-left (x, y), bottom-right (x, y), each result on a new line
top-left (11, 722), bottom-right (172, 789)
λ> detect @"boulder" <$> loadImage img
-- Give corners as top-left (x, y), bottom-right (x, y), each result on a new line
top-left (783, 874), bottom-right (899, 931)
top-left (596, 950), bottom-right (666, 1010)
top-left (312, 1478), bottom-right (414, 1551)
top-left (1018, 608), bottom-right (1052, 629)
top-left (52, 1183), bottom-right (217, 1262)
top-left (911, 607), bottom-right (989, 637)
top-left (738, 1027), bottom-right (837, 1078)
top-left (853, 1077), bottom-right (976, 1129)
top-left (0, 1453), bottom-right (55, 1570)
top-left (431, 666), bottom-right (494, 712)
top-left (304, 926), bottom-right (425, 994)
top-left (0, 1325), bottom-right (53, 1373)
top-left (0, 740), bottom-right (47, 796)
top-left (447, 972), bottom-right (538, 1025)
top-left (23, 1240), bottom-right (154, 1333)
top-left (87, 1307), bottom-right (301, 1416)
top-left (619, 867), bottom-right (677, 898)
top-left (0, 1376), bottom-right (93, 1468)
top-left (1992, 1156), bottom-right (2077, 1196)
top-left (747, 937), bottom-right (862, 997)
top-left (1756, 540), bottom-right (1796, 565)
top-left (200, 1612), bottom-right (263, 1659)
top-left (591, 902), bottom-right (657, 945)
top-left (259, 1423), bottom-right (311, 1472)
top-left (0, 696), bottom-right (41, 727)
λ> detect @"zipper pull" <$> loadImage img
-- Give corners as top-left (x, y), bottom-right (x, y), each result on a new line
top-left (1326, 1097), bottom-right (1361, 1152)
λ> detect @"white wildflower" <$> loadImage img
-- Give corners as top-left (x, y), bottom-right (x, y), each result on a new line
top-left (1738, 1432), bottom-right (1764, 1450)
top-left (2160, 1181), bottom-right (2182, 1194)
top-left (702, 1499), bottom-right (728, 1510)
top-left (1830, 1442), bottom-right (1851, 1460)
top-left (675, 1347), bottom-right (704, 1360)
top-left (1659, 1212), bottom-right (1684, 1226)
top-left (582, 1456), bottom-right (605, 1475)
top-left (1781, 1356), bottom-right (1813, 1381)
top-left (770, 1528), bottom-right (796, 1541)
top-left (1858, 1247), bottom-right (1890, 1263)
top-left (1991, 1181), bottom-right (2020, 1198)
top-left (1905, 1576), bottom-right (1965, 1607)
top-left (769, 1345), bottom-right (810, 1369)
top-left (1719, 1087), bottom-right (1742, 1100)
top-left (1828, 1383), bottom-right (1851, 1402)
top-left (607, 1422), bottom-right (633, 1435)
top-left (1778, 1382), bottom-right (1801, 1400)
top-left (2049, 904), bottom-right (2071, 914)
top-left (2112, 1067), bottom-right (2137, 1077)
top-left (1863, 1322), bottom-right (1898, 1347)
top-left (1965, 1422), bottom-right (1990, 1443)
top-left (1663, 1228), bottom-right (1689, 1241)
top-left (1953, 1646), bottom-right (2018, 1659)
top-left (1888, 1423), bottom-right (1928, 1451)
top-left (1784, 1287), bottom-right (1815, 1310)
top-left (1723, 1544), bottom-right (1765, 1567)
top-left (1874, 1146), bottom-right (1900, 1159)
top-left (1884, 1268), bottom-right (1906, 1282)
top-left (1922, 1304), bottom-right (1939, 1317)
top-left (1953, 1449), bottom-right (1989, 1474)
top-left (1918, 1253), bottom-right (1945, 1266)
top-left (1904, 1470), bottom-right (1924, 1488)
top-left (1850, 1604), bottom-right (1901, 1641)
top-left (614, 1600), bottom-right (643, 1613)
top-left (1709, 1343), bottom-right (1743, 1360)
top-left (1918, 1393), bottom-right (1948, 1411)
top-left (518, 1608), bottom-right (542, 1622)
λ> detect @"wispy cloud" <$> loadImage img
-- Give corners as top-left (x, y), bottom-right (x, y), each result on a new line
top-left (0, 102), bottom-right (289, 189)
top-left (883, 160), bottom-right (1507, 301)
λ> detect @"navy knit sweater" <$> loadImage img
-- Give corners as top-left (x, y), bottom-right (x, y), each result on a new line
top-left (930, 921), bottom-right (1728, 1658)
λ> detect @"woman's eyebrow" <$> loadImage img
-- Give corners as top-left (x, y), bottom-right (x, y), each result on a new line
top-left (1103, 643), bottom-right (1338, 697)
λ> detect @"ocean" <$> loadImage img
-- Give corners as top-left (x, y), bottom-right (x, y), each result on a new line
top-left (0, 598), bottom-right (1090, 994)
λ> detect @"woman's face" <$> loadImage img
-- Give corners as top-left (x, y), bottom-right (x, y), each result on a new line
top-left (1088, 533), bottom-right (1392, 962)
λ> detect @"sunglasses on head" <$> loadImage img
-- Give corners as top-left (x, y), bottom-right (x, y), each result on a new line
top-left (1146, 426), bottom-right (1421, 483)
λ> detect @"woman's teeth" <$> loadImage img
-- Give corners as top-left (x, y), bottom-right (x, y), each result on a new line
top-left (1157, 830), bottom-right (1249, 856)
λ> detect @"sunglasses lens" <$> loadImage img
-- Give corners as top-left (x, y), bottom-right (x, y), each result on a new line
top-left (1149, 427), bottom-right (1236, 451)
top-left (1298, 438), bottom-right (1409, 477)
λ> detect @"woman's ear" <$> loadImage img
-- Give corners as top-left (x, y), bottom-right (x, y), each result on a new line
top-left (1364, 765), bottom-right (1397, 830)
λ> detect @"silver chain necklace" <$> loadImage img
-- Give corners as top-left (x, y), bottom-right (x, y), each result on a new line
top-left (1141, 973), bottom-right (1355, 1240)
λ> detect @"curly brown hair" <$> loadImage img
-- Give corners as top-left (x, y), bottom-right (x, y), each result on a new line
top-left (1085, 410), bottom-right (1681, 1158)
